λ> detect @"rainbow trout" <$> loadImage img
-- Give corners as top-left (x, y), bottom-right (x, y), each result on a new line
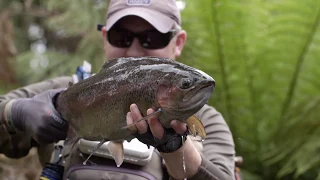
top-left (56, 56), bottom-right (215, 166)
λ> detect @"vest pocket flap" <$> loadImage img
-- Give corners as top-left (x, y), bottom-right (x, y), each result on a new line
top-left (65, 164), bottom-right (157, 180)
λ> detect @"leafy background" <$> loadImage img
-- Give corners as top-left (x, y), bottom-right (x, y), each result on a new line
top-left (1, 0), bottom-right (320, 179)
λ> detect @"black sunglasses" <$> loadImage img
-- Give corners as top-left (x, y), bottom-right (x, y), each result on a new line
top-left (97, 24), bottom-right (178, 50)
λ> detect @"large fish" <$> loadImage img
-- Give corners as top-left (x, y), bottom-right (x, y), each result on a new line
top-left (56, 56), bottom-right (215, 166)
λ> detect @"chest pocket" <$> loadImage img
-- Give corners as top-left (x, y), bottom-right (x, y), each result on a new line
top-left (65, 165), bottom-right (157, 180)
top-left (62, 140), bottom-right (163, 180)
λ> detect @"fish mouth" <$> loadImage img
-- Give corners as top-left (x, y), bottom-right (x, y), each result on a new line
top-left (174, 80), bottom-right (215, 115)
top-left (183, 80), bottom-right (215, 102)
top-left (168, 87), bottom-right (213, 121)
top-left (181, 94), bottom-right (210, 112)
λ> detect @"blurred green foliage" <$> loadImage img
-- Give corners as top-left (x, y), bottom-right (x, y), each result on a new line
top-left (1, 0), bottom-right (320, 179)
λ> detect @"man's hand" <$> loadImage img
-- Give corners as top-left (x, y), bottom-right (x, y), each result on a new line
top-left (126, 104), bottom-right (202, 179)
top-left (2, 89), bottom-right (69, 144)
top-left (126, 103), bottom-right (188, 153)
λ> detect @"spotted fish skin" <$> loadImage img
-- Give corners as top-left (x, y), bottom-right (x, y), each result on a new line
top-left (56, 56), bottom-right (215, 142)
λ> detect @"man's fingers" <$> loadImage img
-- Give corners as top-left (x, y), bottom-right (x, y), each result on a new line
top-left (38, 124), bottom-right (67, 142)
top-left (130, 104), bottom-right (148, 133)
top-left (34, 133), bottom-right (56, 144)
top-left (147, 108), bottom-right (164, 140)
top-left (126, 112), bottom-right (137, 133)
top-left (171, 120), bottom-right (187, 135)
top-left (55, 131), bottom-right (68, 140)
top-left (47, 113), bottom-right (69, 131)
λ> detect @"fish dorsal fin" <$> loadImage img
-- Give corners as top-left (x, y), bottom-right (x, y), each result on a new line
top-left (121, 108), bottom-right (162, 129)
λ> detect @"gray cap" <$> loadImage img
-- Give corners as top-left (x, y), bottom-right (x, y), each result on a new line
top-left (106, 0), bottom-right (181, 33)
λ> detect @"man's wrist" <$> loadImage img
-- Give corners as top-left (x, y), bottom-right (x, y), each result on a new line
top-left (135, 127), bottom-right (188, 153)
top-left (161, 138), bottom-right (202, 179)
top-left (156, 133), bottom-right (187, 153)
top-left (1, 100), bottom-right (18, 135)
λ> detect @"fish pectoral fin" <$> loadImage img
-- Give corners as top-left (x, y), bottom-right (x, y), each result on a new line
top-left (107, 141), bottom-right (124, 167)
top-left (186, 115), bottom-right (206, 140)
top-left (121, 108), bottom-right (162, 129)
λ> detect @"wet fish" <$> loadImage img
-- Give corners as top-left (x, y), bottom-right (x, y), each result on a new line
top-left (56, 56), bottom-right (215, 166)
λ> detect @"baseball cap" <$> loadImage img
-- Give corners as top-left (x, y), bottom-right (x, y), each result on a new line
top-left (105, 0), bottom-right (181, 33)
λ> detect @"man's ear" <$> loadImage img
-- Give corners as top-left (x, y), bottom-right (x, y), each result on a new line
top-left (174, 30), bottom-right (187, 57)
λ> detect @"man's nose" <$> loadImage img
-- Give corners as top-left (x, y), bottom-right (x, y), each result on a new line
top-left (125, 38), bottom-right (146, 57)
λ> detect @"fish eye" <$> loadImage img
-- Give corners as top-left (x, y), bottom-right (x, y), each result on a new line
top-left (180, 78), bottom-right (192, 89)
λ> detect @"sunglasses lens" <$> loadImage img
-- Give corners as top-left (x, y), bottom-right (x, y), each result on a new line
top-left (139, 31), bottom-right (172, 49)
top-left (107, 28), bottom-right (174, 49)
top-left (107, 29), bottom-right (133, 48)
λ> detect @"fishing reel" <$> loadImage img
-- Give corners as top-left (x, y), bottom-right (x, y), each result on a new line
top-left (40, 141), bottom-right (65, 180)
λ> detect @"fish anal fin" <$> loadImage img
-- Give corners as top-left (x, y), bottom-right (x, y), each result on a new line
top-left (107, 141), bottom-right (124, 167)
top-left (186, 115), bottom-right (206, 140)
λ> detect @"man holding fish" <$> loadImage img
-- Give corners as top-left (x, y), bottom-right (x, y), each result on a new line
top-left (0, 0), bottom-right (236, 179)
